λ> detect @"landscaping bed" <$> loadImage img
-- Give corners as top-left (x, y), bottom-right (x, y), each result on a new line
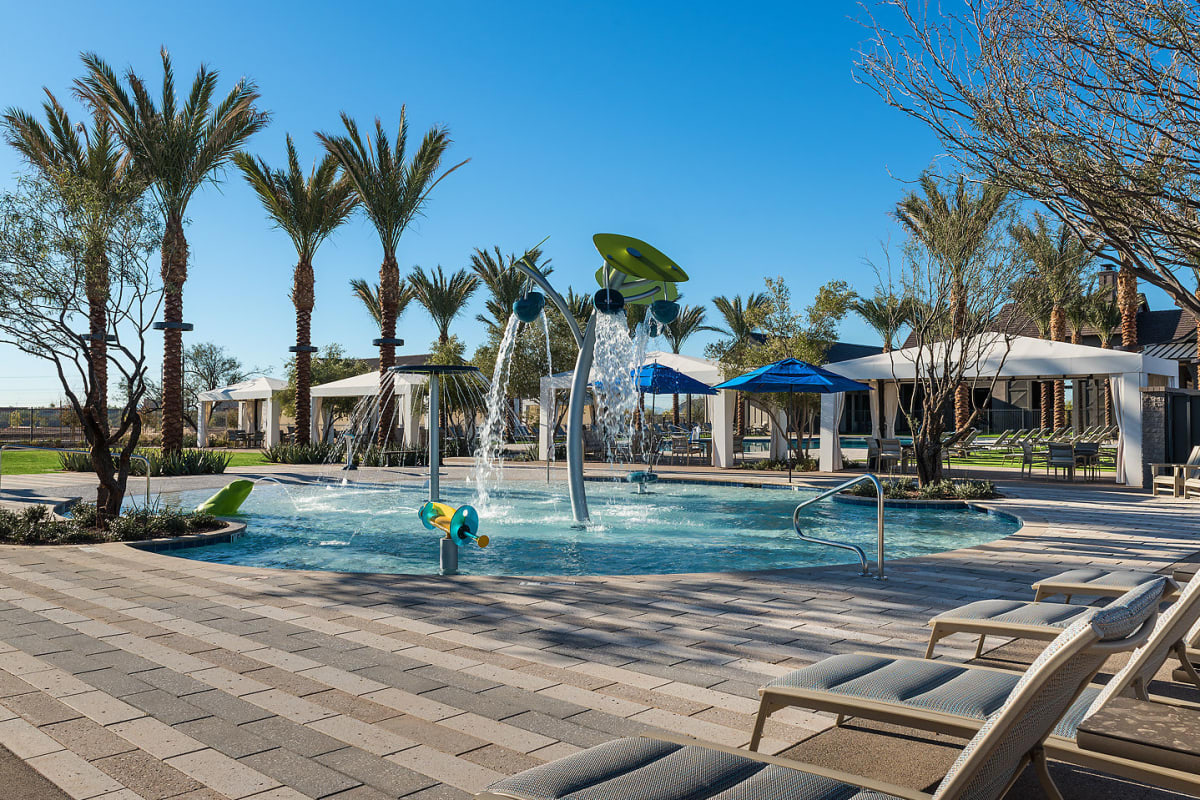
top-left (842, 477), bottom-right (999, 501)
top-left (0, 502), bottom-right (224, 546)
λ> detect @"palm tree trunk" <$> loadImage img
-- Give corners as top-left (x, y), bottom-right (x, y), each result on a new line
top-left (86, 246), bottom-right (110, 438)
top-left (293, 256), bottom-right (314, 446)
top-left (377, 253), bottom-right (399, 446)
top-left (1100, 339), bottom-right (1113, 426)
top-left (160, 213), bottom-right (188, 452)
top-left (672, 394), bottom-right (679, 426)
top-left (1040, 381), bottom-right (1053, 429)
top-left (1050, 306), bottom-right (1066, 428)
top-left (951, 278), bottom-right (970, 432)
top-left (1118, 258), bottom-right (1138, 349)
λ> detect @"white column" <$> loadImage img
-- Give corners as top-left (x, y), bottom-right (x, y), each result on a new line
top-left (310, 397), bottom-right (321, 442)
top-left (769, 407), bottom-right (789, 460)
top-left (264, 395), bottom-right (281, 447)
top-left (197, 401), bottom-right (208, 447)
top-left (819, 392), bottom-right (839, 472)
top-left (711, 389), bottom-right (735, 467)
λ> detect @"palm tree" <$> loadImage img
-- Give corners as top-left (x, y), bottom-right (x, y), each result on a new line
top-left (850, 290), bottom-right (912, 353)
top-left (1064, 296), bottom-right (1088, 345)
top-left (1010, 213), bottom-right (1097, 427)
top-left (1117, 256), bottom-right (1139, 349)
top-left (318, 109), bottom-right (467, 444)
top-left (1013, 274), bottom-right (1055, 430)
top-left (471, 246), bottom-right (550, 336)
top-left (3, 92), bottom-right (144, 434)
top-left (711, 293), bottom-right (769, 435)
top-left (79, 49), bottom-right (269, 451)
top-left (234, 136), bottom-right (357, 445)
top-left (894, 171), bottom-right (1007, 431)
top-left (350, 277), bottom-right (414, 331)
top-left (409, 265), bottom-right (480, 345)
top-left (1086, 291), bottom-right (1123, 425)
top-left (663, 304), bottom-right (716, 425)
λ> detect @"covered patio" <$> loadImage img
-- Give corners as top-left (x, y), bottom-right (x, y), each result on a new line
top-left (818, 335), bottom-right (1179, 487)
top-left (196, 376), bottom-right (287, 448)
top-left (309, 370), bottom-right (426, 445)
top-left (537, 350), bottom-right (735, 462)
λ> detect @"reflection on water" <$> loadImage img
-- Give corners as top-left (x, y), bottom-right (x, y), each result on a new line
top-left (153, 479), bottom-right (1018, 577)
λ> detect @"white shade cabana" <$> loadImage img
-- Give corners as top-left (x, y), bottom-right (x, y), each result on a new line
top-left (197, 376), bottom-right (287, 447)
top-left (309, 370), bottom-right (426, 444)
top-left (538, 350), bottom-right (733, 462)
top-left (819, 335), bottom-right (1178, 486)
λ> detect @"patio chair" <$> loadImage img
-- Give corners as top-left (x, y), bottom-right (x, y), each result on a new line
top-left (1046, 442), bottom-right (1075, 479)
top-left (748, 578), bottom-right (1200, 797)
top-left (879, 438), bottom-right (903, 473)
top-left (1151, 445), bottom-right (1200, 497)
top-left (1185, 467), bottom-right (1200, 500)
top-left (943, 429), bottom-right (979, 465)
top-left (480, 603), bottom-right (1148, 800)
top-left (1018, 441), bottom-right (1047, 476)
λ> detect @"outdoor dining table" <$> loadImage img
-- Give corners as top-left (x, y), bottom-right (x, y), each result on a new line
top-left (1076, 695), bottom-right (1200, 777)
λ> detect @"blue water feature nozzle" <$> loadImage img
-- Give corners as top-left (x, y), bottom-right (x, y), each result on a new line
top-left (513, 291), bottom-right (545, 323)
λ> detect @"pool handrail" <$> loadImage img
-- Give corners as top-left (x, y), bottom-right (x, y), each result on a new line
top-left (792, 473), bottom-right (885, 580)
top-left (0, 445), bottom-right (151, 508)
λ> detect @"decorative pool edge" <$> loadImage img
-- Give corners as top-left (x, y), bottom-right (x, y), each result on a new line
top-left (122, 520), bottom-right (247, 552)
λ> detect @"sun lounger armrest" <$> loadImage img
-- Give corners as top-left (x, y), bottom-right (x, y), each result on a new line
top-left (642, 733), bottom-right (933, 800)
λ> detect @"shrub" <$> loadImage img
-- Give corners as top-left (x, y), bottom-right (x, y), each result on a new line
top-left (845, 478), bottom-right (997, 500)
top-left (0, 501), bottom-right (222, 546)
top-left (737, 457), bottom-right (818, 472)
top-left (262, 441), bottom-right (339, 465)
top-left (58, 448), bottom-right (232, 477)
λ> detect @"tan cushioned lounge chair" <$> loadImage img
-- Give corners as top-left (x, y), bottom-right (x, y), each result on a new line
top-left (751, 578), bottom-right (1200, 797)
top-left (479, 602), bottom-right (1152, 800)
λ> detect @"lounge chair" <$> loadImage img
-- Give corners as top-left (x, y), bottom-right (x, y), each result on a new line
top-left (924, 574), bottom-right (1186, 661)
top-left (480, 600), bottom-right (1153, 800)
top-left (748, 577), bottom-right (1200, 796)
top-left (1033, 567), bottom-right (1182, 602)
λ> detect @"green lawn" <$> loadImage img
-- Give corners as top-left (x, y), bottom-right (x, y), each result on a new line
top-left (0, 450), bottom-right (64, 475)
top-left (226, 452), bottom-right (269, 468)
top-left (1, 449), bottom-right (270, 475)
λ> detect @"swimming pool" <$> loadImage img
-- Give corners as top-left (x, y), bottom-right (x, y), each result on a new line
top-left (154, 479), bottom-right (1019, 577)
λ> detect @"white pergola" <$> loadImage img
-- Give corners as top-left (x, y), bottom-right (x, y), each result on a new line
top-left (196, 377), bottom-right (287, 447)
top-left (818, 335), bottom-right (1179, 487)
top-left (538, 350), bottom-right (741, 464)
top-left (309, 370), bottom-right (426, 444)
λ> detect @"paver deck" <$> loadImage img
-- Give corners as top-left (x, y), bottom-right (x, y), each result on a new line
top-left (0, 463), bottom-right (1197, 798)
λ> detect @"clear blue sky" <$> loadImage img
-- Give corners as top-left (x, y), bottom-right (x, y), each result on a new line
top-left (1, 0), bottom-right (947, 406)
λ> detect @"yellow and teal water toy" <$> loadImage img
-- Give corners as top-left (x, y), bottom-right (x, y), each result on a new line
top-left (418, 502), bottom-right (488, 548)
top-left (195, 479), bottom-right (254, 515)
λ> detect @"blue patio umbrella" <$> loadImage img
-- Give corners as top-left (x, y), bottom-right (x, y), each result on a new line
top-left (633, 363), bottom-right (717, 396)
top-left (714, 358), bottom-right (869, 480)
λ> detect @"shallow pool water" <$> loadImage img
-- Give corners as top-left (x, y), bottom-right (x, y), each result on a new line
top-left (152, 478), bottom-right (1019, 577)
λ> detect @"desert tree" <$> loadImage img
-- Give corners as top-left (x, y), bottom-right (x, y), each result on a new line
top-left (0, 175), bottom-right (162, 523)
top-left (78, 48), bottom-right (268, 452)
top-left (884, 229), bottom-right (1018, 484)
top-left (318, 110), bottom-right (466, 444)
top-left (858, 0), bottom-right (1200, 348)
top-left (235, 136), bottom-right (357, 444)
top-left (3, 93), bottom-right (145, 426)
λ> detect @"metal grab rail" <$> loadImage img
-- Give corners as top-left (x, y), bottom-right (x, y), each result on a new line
top-left (792, 473), bottom-right (886, 580)
top-left (0, 445), bottom-right (151, 508)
